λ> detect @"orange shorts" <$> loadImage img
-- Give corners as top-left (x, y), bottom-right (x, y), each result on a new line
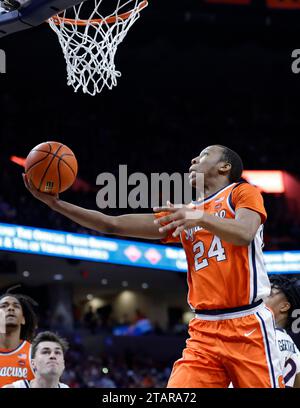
top-left (167, 303), bottom-right (284, 388)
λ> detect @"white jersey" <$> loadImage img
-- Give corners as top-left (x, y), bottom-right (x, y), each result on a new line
top-left (275, 328), bottom-right (300, 388)
top-left (228, 327), bottom-right (300, 388)
top-left (9, 379), bottom-right (69, 388)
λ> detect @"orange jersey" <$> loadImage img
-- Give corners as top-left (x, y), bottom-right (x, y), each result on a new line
top-left (0, 340), bottom-right (34, 387)
top-left (156, 182), bottom-right (270, 310)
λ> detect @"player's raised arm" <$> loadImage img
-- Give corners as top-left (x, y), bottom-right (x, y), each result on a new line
top-left (23, 174), bottom-right (165, 240)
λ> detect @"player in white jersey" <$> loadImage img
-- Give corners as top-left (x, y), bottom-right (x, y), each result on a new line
top-left (273, 328), bottom-right (300, 388)
top-left (2, 331), bottom-right (69, 388)
top-left (265, 275), bottom-right (300, 388)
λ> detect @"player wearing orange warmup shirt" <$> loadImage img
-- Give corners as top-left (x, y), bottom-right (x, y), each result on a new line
top-left (0, 289), bottom-right (37, 387)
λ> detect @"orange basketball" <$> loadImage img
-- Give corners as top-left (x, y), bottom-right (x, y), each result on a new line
top-left (25, 141), bottom-right (78, 194)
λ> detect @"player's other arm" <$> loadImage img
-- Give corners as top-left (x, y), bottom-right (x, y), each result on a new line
top-left (23, 175), bottom-right (165, 240)
top-left (195, 208), bottom-right (261, 246)
top-left (156, 207), bottom-right (260, 246)
top-left (155, 183), bottom-right (265, 245)
top-left (197, 183), bottom-right (265, 245)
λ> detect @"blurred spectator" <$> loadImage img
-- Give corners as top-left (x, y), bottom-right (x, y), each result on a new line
top-left (0, 196), bottom-right (16, 221)
top-left (60, 339), bottom-right (173, 388)
top-left (84, 306), bottom-right (97, 334)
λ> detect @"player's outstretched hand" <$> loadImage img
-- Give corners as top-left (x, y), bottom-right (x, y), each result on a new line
top-left (153, 202), bottom-right (204, 237)
top-left (22, 173), bottom-right (59, 208)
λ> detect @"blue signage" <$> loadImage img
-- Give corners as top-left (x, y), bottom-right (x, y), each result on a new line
top-left (0, 223), bottom-right (299, 274)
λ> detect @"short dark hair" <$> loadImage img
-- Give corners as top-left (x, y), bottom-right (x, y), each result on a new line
top-left (269, 275), bottom-right (300, 329)
top-left (216, 145), bottom-right (244, 183)
top-left (0, 286), bottom-right (38, 342)
top-left (31, 331), bottom-right (69, 359)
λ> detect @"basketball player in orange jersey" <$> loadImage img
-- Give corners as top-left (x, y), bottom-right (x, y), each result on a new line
top-left (0, 289), bottom-right (37, 387)
top-left (23, 144), bottom-right (283, 387)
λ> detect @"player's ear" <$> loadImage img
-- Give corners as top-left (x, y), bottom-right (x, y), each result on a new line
top-left (280, 301), bottom-right (291, 314)
top-left (219, 161), bottom-right (231, 176)
top-left (21, 316), bottom-right (25, 325)
top-left (31, 359), bottom-right (37, 372)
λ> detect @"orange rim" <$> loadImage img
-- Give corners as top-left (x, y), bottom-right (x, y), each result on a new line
top-left (50, 0), bottom-right (148, 26)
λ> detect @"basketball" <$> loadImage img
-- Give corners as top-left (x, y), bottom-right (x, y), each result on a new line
top-left (25, 141), bottom-right (78, 194)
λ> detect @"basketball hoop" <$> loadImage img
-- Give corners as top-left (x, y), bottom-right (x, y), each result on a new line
top-left (48, 0), bottom-right (148, 95)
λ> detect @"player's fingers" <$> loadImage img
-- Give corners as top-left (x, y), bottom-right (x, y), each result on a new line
top-left (22, 173), bottom-right (30, 190)
top-left (153, 206), bottom-right (177, 213)
top-left (27, 176), bottom-right (35, 191)
top-left (25, 174), bottom-right (39, 194)
top-left (172, 225), bottom-right (185, 237)
top-left (158, 219), bottom-right (184, 234)
top-left (154, 211), bottom-right (181, 226)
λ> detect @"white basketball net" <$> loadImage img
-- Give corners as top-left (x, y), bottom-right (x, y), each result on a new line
top-left (48, 0), bottom-right (148, 96)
